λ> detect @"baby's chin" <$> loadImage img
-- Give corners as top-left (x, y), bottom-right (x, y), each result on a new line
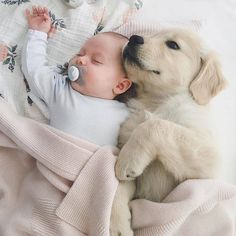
top-left (70, 82), bottom-right (91, 97)
top-left (70, 81), bottom-right (83, 93)
top-left (70, 82), bottom-right (114, 99)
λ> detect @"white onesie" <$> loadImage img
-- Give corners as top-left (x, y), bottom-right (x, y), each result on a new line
top-left (21, 30), bottom-right (129, 146)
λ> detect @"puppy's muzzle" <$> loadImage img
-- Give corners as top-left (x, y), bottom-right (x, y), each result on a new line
top-left (128, 35), bottom-right (144, 46)
top-left (123, 35), bottom-right (144, 66)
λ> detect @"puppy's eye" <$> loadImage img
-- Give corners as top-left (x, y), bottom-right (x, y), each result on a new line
top-left (152, 70), bottom-right (160, 75)
top-left (165, 40), bottom-right (180, 50)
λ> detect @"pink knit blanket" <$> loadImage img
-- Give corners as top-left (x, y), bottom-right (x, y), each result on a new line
top-left (0, 98), bottom-right (236, 236)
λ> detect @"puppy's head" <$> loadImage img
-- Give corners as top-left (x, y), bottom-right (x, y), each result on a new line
top-left (123, 29), bottom-right (226, 104)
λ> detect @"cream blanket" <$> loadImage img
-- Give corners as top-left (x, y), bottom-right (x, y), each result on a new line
top-left (1, 99), bottom-right (236, 236)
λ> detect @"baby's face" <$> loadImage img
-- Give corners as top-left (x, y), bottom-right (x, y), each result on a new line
top-left (69, 33), bottom-right (128, 99)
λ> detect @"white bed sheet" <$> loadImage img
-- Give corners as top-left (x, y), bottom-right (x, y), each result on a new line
top-left (135, 0), bottom-right (236, 184)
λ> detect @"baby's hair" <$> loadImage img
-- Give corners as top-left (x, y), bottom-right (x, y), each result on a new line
top-left (101, 32), bottom-right (138, 102)
top-left (101, 31), bottom-right (129, 40)
top-left (58, 31), bottom-right (137, 103)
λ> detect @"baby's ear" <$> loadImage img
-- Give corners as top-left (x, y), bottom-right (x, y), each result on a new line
top-left (113, 78), bottom-right (132, 95)
top-left (189, 52), bottom-right (227, 105)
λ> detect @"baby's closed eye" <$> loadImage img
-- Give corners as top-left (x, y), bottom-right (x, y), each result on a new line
top-left (92, 57), bottom-right (103, 64)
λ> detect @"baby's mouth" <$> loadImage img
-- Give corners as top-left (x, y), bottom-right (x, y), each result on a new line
top-left (68, 65), bottom-right (86, 85)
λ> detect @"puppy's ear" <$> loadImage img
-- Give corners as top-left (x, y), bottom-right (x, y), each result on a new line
top-left (189, 53), bottom-right (227, 105)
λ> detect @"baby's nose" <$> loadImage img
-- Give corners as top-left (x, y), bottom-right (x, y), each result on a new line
top-left (76, 56), bottom-right (86, 65)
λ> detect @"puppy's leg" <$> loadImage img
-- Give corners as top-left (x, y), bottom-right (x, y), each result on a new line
top-left (110, 180), bottom-right (135, 236)
top-left (116, 118), bottom-right (219, 181)
top-left (116, 118), bottom-right (159, 180)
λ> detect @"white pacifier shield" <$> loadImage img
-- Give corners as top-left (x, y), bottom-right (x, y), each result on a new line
top-left (68, 66), bottom-right (80, 81)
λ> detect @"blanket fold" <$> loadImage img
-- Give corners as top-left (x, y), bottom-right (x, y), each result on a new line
top-left (0, 97), bottom-right (99, 180)
top-left (131, 179), bottom-right (236, 235)
top-left (0, 98), bottom-right (236, 236)
top-left (0, 97), bottom-right (118, 235)
top-left (56, 146), bottom-right (118, 235)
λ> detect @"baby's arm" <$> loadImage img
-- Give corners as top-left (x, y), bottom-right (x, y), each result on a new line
top-left (21, 6), bottom-right (58, 105)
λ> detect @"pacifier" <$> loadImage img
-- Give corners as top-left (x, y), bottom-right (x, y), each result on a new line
top-left (68, 65), bottom-right (80, 81)
top-left (68, 65), bottom-right (86, 85)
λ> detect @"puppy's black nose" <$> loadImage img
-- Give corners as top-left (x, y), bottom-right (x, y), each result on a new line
top-left (128, 35), bottom-right (144, 46)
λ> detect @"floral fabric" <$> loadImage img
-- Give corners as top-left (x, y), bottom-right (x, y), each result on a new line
top-left (0, 0), bottom-right (142, 116)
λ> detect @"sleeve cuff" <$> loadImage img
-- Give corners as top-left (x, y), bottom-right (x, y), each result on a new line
top-left (28, 29), bottom-right (48, 40)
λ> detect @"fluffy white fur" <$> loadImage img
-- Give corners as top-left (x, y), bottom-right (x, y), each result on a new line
top-left (110, 29), bottom-right (227, 235)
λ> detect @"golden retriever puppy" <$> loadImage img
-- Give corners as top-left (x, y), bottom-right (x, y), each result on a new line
top-left (110, 29), bottom-right (227, 236)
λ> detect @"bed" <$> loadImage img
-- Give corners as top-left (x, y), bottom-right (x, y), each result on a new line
top-left (0, 0), bottom-right (236, 235)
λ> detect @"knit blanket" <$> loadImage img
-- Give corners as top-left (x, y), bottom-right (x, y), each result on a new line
top-left (1, 99), bottom-right (236, 236)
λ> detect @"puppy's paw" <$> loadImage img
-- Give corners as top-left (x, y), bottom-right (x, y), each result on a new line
top-left (110, 226), bottom-right (133, 236)
top-left (110, 209), bottom-right (133, 236)
top-left (115, 159), bottom-right (142, 181)
top-left (110, 220), bottom-right (133, 236)
top-left (115, 147), bottom-right (146, 181)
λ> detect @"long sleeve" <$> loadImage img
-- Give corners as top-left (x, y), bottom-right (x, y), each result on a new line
top-left (21, 29), bottom-right (57, 105)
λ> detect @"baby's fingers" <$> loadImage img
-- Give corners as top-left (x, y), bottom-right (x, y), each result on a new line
top-left (38, 6), bottom-right (44, 16)
top-left (43, 13), bottom-right (50, 22)
top-left (32, 6), bottom-right (38, 16)
top-left (24, 9), bottom-right (32, 20)
top-left (43, 7), bottom-right (49, 16)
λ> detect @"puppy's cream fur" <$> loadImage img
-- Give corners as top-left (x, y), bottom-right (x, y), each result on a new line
top-left (110, 29), bottom-right (226, 235)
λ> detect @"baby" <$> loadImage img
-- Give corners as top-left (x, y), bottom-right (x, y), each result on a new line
top-left (22, 6), bottom-right (134, 146)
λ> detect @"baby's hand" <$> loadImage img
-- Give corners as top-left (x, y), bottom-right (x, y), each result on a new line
top-left (25, 6), bottom-right (52, 34)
